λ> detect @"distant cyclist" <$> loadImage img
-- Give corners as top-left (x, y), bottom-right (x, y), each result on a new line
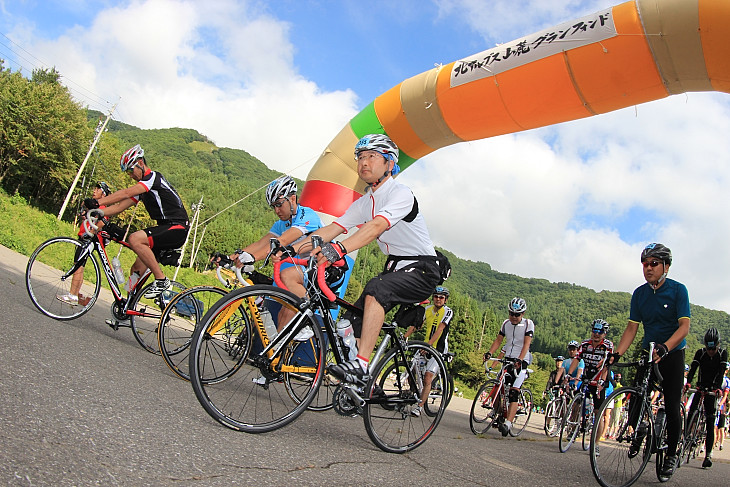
top-left (569, 319), bottom-right (614, 446)
top-left (56, 181), bottom-right (112, 307)
top-left (403, 286), bottom-right (454, 417)
top-left (483, 297), bottom-right (534, 436)
top-left (555, 340), bottom-right (584, 390)
top-left (684, 327), bottom-right (728, 468)
top-left (611, 243), bottom-right (690, 478)
top-left (544, 356), bottom-right (565, 396)
top-left (87, 145), bottom-right (189, 306)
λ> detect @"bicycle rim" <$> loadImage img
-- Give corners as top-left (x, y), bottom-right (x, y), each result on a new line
top-left (470, 380), bottom-right (499, 435)
top-left (158, 286), bottom-right (227, 380)
top-left (285, 338), bottom-right (338, 412)
top-left (583, 409), bottom-right (594, 451)
top-left (590, 387), bottom-right (653, 487)
top-left (364, 342), bottom-right (448, 453)
top-left (424, 369), bottom-right (451, 418)
top-left (509, 388), bottom-right (532, 437)
top-left (560, 394), bottom-right (582, 453)
top-left (189, 285), bottom-right (324, 433)
top-left (25, 237), bottom-right (100, 320)
top-left (129, 279), bottom-right (186, 354)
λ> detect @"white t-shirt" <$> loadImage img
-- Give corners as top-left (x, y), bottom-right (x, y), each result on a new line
top-left (499, 318), bottom-right (535, 363)
top-left (334, 177), bottom-right (435, 269)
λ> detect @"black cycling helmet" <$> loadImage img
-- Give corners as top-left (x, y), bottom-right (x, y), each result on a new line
top-left (641, 243), bottom-right (672, 265)
top-left (704, 327), bottom-right (720, 348)
top-left (555, 356), bottom-right (565, 361)
top-left (96, 181), bottom-right (111, 196)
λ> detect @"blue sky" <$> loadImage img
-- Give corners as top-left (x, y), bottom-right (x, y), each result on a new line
top-left (3, 0), bottom-right (730, 313)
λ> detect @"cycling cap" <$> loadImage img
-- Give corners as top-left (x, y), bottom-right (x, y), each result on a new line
top-left (434, 286), bottom-right (449, 297)
top-left (96, 181), bottom-right (111, 196)
top-left (507, 297), bottom-right (526, 313)
top-left (120, 144), bottom-right (145, 172)
top-left (641, 242), bottom-right (672, 266)
top-left (266, 176), bottom-right (297, 207)
top-left (704, 327), bottom-right (720, 348)
top-left (556, 356), bottom-right (565, 361)
top-left (568, 340), bottom-right (580, 349)
top-left (591, 319), bottom-right (609, 334)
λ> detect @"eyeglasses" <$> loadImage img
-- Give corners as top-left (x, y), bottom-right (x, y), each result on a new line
top-left (356, 151), bottom-right (384, 163)
top-left (433, 295), bottom-right (446, 299)
top-left (642, 260), bottom-right (662, 268)
top-left (509, 312), bottom-right (522, 317)
top-left (270, 199), bottom-right (288, 209)
top-left (592, 329), bottom-right (606, 335)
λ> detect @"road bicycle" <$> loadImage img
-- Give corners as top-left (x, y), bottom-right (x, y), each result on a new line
top-left (187, 236), bottom-right (450, 453)
top-left (682, 387), bottom-right (717, 466)
top-left (559, 369), bottom-right (603, 453)
top-left (589, 342), bottom-right (687, 487)
top-left (25, 208), bottom-right (184, 353)
top-left (544, 384), bottom-right (570, 437)
top-left (157, 256), bottom-right (277, 381)
top-left (469, 357), bottom-right (533, 437)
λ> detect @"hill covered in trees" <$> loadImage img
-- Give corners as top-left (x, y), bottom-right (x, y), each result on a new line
top-left (3, 64), bottom-right (728, 394)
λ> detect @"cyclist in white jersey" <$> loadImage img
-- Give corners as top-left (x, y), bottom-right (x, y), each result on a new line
top-left (483, 297), bottom-right (535, 436)
top-left (311, 134), bottom-right (442, 386)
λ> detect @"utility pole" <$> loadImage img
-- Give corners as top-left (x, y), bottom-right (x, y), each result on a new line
top-left (57, 101), bottom-right (118, 220)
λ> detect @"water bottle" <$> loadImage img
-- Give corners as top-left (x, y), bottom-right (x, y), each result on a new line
top-left (112, 256), bottom-right (124, 284)
top-left (124, 271), bottom-right (140, 292)
top-left (260, 308), bottom-right (277, 341)
top-left (336, 319), bottom-right (358, 361)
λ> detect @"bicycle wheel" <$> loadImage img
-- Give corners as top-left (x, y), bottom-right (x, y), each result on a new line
top-left (364, 341), bottom-right (448, 453)
top-left (683, 408), bottom-right (703, 465)
top-left (424, 369), bottom-right (453, 417)
top-left (582, 400), bottom-right (595, 451)
top-left (25, 237), bottom-right (101, 320)
top-left (158, 286), bottom-right (227, 380)
top-left (510, 387), bottom-right (533, 437)
top-left (189, 285), bottom-right (324, 433)
top-left (470, 380), bottom-right (501, 435)
top-left (129, 279), bottom-right (186, 353)
top-left (655, 404), bottom-right (683, 482)
top-left (284, 337), bottom-right (338, 412)
top-left (545, 399), bottom-right (562, 437)
top-left (590, 387), bottom-right (654, 487)
top-left (559, 393), bottom-right (583, 453)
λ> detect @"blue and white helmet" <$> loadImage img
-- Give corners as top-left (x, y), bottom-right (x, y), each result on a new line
top-left (591, 319), bottom-right (610, 334)
top-left (507, 297), bottom-right (527, 314)
top-left (355, 134), bottom-right (401, 176)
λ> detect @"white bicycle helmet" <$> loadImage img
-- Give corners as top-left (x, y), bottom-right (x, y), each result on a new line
top-left (507, 297), bottom-right (527, 314)
top-left (120, 144), bottom-right (145, 171)
top-left (266, 176), bottom-right (297, 207)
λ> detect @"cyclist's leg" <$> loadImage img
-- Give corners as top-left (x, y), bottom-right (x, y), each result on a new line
top-left (128, 229), bottom-right (165, 279)
top-left (659, 350), bottom-right (685, 461)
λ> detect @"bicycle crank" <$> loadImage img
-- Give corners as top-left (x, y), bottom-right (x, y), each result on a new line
top-left (333, 384), bottom-right (362, 417)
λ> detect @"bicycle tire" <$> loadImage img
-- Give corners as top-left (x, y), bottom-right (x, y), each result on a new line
top-left (683, 408), bottom-right (703, 465)
top-left (470, 380), bottom-right (501, 435)
top-left (582, 400), bottom-right (594, 451)
top-left (544, 398), bottom-right (562, 437)
top-left (158, 285), bottom-right (227, 380)
top-left (25, 237), bottom-right (101, 320)
top-left (559, 393), bottom-right (583, 452)
top-left (424, 367), bottom-right (454, 417)
top-left (189, 285), bottom-right (324, 433)
top-left (129, 279), bottom-right (186, 354)
top-left (510, 387), bottom-right (532, 437)
top-left (589, 387), bottom-right (654, 487)
top-left (364, 341), bottom-right (448, 453)
top-left (284, 338), bottom-right (337, 412)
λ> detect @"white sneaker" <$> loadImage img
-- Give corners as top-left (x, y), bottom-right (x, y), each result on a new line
top-left (106, 318), bottom-right (130, 329)
top-left (252, 375), bottom-right (267, 385)
top-left (144, 278), bottom-right (171, 299)
top-left (411, 405), bottom-right (422, 417)
top-left (56, 293), bottom-right (78, 306)
top-left (294, 327), bottom-right (314, 341)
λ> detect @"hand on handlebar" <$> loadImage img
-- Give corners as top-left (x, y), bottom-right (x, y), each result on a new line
top-left (233, 250), bottom-right (255, 274)
top-left (83, 197), bottom-right (99, 210)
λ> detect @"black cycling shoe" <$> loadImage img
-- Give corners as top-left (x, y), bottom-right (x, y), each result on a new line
top-left (660, 455), bottom-right (677, 477)
top-left (328, 360), bottom-right (368, 385)
top-left (702, 455), bottom-right (713, 468)
top-left (628, 422), bottom-right (648, 458)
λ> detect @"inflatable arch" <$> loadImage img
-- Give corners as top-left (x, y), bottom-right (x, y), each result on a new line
top-left (298, 0), bottom-right (730, 289)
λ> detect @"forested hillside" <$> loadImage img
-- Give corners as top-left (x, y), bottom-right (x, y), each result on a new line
top-left (3, 63), bottom-right (729, 396)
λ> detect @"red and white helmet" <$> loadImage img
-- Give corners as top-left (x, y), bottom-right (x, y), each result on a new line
top-left (120, 144), bottom-right (145, 172)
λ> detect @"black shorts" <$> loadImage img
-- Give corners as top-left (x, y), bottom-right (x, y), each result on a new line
top-left (349, 259), bottom-right (440, 337)
top-left (143, 223), bottom-right (189, 256)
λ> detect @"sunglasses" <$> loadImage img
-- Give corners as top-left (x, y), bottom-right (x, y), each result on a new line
top-left (642, 260), bottom-right (662, 268)
top-left (433, 294), bottom-right (446, 299)
top-left (592, 329), bottom-right (606, 335)
top-left (707, 346), bottom-right (717, 351)
top-left (509, 312), bottom-right (522, 317)
top-left (270, 199), bottom-right (288, 209)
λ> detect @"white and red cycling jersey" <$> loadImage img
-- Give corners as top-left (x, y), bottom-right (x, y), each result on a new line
top-left (576, 338), bottom-right (614, 377)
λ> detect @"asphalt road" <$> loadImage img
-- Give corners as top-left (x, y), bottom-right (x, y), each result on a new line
top-left (1, 244), bottom-right (727, 486)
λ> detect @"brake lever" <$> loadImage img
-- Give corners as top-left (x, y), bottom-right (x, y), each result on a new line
top-left (263, 238), bottom-right (280, 266)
